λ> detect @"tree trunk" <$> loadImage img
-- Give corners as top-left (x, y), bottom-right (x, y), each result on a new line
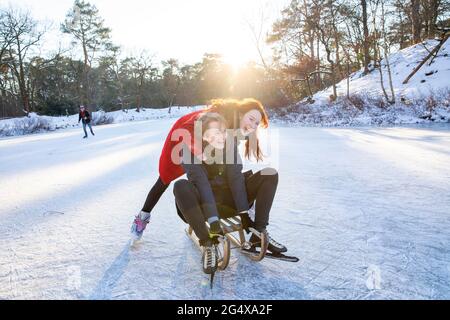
top-left (325, 47), bottom-right (337, 100)
top-left (304, 1), bottom-right (314, 61)
top-left (316, 37), bottom-right (321, 88)
top-left (382, 12), bottom-right (396, 103)
top-left (362, 0), bottom-right (370, 74)
top-left (375, 41), bottom-right (390, 105)
top-left (330, 64), bottom-right (337, 100)
top-left (82, 36), bottom-right (89, 106)
top-left (411, 0), bottom-right (421, 44)
top-left (334, 30), bottom-right (343, 80)
top-left (136, 74), bottom-right (144, 112)
top-left (402, 34), bottom-right (449, 84)
top-left (397, 7), bottom-right (406, 49)
top-left (347, 61), bottom-right (350, 98)
top-left (385, 54), bottom-right (396, 104)
top-left (428, 0), bottom-right (439, 38)
top-left (15, 38), bottom-right (30, 115)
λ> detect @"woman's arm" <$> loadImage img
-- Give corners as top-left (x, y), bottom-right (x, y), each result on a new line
top-left (181, 149), bottom-right (219, 220)
top-left (225, 139), bottom-right (249, 213)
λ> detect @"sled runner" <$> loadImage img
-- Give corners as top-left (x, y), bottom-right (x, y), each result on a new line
top-left (185, 215), bottom-right (269, 271)
top-left (186, 213), bottom-right (302, 287)
top-left (240, 247), bottom-right (300, 263)
top-left (186, 214), bottom-right (300, 265)
top-left (186, 215), bottom-right (270, 288)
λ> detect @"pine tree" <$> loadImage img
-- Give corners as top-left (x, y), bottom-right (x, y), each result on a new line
top-left (61, 0), bottom-right (114, 107)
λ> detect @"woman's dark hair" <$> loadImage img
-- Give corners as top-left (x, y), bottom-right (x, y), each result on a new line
top-left (196, 112), bottom-right (226, 150)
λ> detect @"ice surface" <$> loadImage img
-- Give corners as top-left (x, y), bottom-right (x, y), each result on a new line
top-left (1, 119), bottom-right (449, 299)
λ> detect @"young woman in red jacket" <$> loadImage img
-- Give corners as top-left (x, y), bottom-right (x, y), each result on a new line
top-left (131, 98), bottom-right (270, 240)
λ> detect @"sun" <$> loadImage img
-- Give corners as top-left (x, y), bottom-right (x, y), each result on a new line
top-left (223, 52), bottom-right (250, 74)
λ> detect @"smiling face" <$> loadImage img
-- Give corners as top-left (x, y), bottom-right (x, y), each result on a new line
top-left (240, 109), bottom-right (262, 136)
top-left (203, 120), bottom-right (226, 150)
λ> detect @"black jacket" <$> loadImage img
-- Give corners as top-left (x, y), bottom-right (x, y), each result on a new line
top-left (78, 110), bottom-right (91, 124)
top-left (181, 137), bottom-right (249, 218)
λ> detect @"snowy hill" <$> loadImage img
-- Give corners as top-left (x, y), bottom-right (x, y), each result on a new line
top-left (275, 39), bottom-right (450, 126)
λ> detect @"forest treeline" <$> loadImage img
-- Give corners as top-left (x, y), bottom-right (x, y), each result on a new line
top-left (0, 0), bottom-right (449, 117)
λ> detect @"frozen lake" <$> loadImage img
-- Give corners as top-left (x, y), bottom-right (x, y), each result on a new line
top-left (1, 119), bottom-right (449, 299)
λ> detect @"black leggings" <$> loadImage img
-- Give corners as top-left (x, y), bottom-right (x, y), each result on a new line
top-left (173, 168), bottom-right (279, 243)
top-left (141, 177), bottom-right (170, 213)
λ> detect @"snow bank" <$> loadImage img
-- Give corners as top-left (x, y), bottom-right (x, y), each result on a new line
top-left (0, 106), bottom-right (203, 137)
top-left (273, 39), bottom-right (450, 126)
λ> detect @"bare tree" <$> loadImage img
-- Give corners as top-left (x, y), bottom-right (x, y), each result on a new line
top-left (311, 0), bottom-right (343, 100)
top-left (0, 10), bottom-right (14, 65)
top-left (162, 58), bottom-right (181, 112)
top-left (98, 46), bottom-right (126, 110)
top-left (371, 0), bottom-right (395, 104)
top-left (1, 8), bottom-right (46, 115)
top-left (247, 2), bottom-right (291, 103)
top-left (126, 51), bottom-right (154, 112)
top-left (246, 6), bottom-right (270, 70)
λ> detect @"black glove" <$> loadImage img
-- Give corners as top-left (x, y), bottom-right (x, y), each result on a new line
top-left (239, 212), bottom-right (253, 232)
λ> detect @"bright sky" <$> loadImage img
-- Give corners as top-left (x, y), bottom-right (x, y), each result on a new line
top-left (2, 0), bottom-right (290, 67)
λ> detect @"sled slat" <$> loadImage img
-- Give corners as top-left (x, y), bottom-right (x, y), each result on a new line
top-left (228, 217), bottom-right (241, 226)
top-left (220, 219), bottom-right (232, 227)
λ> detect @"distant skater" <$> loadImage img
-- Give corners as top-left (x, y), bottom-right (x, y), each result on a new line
top-left (78, 105), bottom-right (95, 139)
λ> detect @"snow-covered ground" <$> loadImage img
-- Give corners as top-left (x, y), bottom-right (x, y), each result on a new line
top-left (1, 118), bottom-right (449, 300)
top-left (0, 106), bottom-right (201, 137)
top-left (314, 39), bottom-right (450, 103)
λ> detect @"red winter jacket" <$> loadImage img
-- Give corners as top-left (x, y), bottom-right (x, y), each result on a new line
top-left (159, 110), bottom-right (205, 184)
